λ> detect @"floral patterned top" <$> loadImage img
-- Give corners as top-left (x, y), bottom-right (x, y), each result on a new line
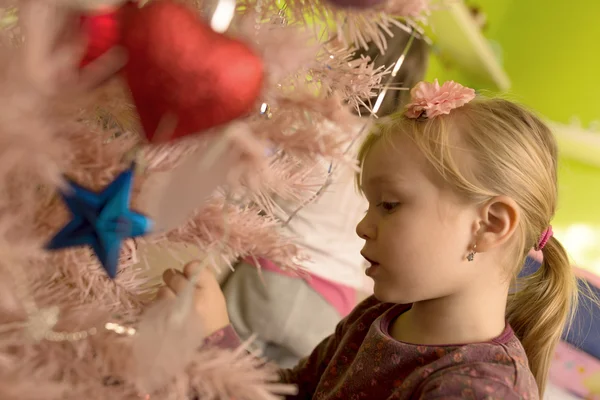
top-left (210, 296), bottom-right (539, 399)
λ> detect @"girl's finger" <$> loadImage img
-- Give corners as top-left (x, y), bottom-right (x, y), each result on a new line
top-left (182, 261), bottom-right (218, 289)
top-left (156, 286), bottom-right (176, 301)
top-left (162, 268), bottom-right (189, 295)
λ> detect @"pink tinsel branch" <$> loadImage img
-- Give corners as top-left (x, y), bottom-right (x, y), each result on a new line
top-left (313, 43), bottom-right (393, 112)
top-left (238, 153), bottom-right (329, 215)
top-left (236, 0), bottom-right (429, 52)
top-left (162, 198), bottom-right (309, 271)
top-left (189, 343), bottom-right (297, 400)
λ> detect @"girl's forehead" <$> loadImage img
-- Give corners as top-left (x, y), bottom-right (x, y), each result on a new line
top-left (361, 135), bottom-right (429, 185)
top-left (363, 135), bottom-right (424, 174)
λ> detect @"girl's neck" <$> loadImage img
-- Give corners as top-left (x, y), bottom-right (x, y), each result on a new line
top-left (389, 287), bottom-right (508, 346)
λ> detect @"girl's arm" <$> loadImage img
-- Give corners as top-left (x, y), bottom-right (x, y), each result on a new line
top-left (202, 315), bottom-right (346, 399)
top-left (278, 296), bottom-right (382, 399)
top-left (161, 262), bottom-right (368, 399)
top-left (277, 320), bottom-right (345, 399)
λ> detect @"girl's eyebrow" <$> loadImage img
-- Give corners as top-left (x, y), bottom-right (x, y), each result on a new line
top-left (364, 174), bottom-right (408, 186)
top-left (360, 174), bottom-right (409, 193)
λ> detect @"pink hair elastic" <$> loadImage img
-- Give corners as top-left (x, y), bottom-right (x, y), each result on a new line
top-left (535, 226), bottom-right (553, 251)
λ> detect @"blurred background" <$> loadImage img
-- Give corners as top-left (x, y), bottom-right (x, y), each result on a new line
top-left (425, 0), bottom-right (600, 277)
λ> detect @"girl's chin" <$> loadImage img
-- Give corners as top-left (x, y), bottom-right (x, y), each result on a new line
top-left (372, 282), bottom-right (416, 305)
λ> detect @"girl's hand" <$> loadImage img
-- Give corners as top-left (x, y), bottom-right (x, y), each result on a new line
top-left (17, 0), bottom-right (126, 100)
top-left (158, 262), bottom-right (231, 337)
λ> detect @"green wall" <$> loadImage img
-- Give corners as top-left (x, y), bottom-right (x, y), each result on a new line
top-left (425, 0), bottom-right (600, 271)
top-left (557, 158), bottom-right (600, 226)
top-left (431, 0), bottom-right (600, 126)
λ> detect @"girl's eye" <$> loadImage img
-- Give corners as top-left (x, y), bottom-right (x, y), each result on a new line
top-left (377, 202), bottom-right (400, 212)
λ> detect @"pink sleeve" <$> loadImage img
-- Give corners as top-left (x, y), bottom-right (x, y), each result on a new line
top-left (202, 325), bottom-right (242, 349)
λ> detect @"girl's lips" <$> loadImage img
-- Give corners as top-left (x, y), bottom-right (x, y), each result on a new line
top-left (365, 263), bottom-right (380, 277)
top-left (361, 252), bottom-right (380, 277)
top-left (360, 252), bottom-right (378, 265)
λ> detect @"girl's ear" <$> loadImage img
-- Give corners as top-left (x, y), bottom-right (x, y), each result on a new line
top-left (475, 196), bottom-right (520, 253)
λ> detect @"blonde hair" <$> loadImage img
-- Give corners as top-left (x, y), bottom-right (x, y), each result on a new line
top-left (358, 98), bottom-right (578, 397)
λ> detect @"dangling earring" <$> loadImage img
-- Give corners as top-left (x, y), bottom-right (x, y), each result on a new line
top-left (467, 244), bottom-right (477, 262)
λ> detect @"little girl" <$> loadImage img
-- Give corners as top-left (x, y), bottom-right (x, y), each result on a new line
top-left (161, 80), bottom-right (578, 399)
top-left (220, 28), bottom-right (429, 368)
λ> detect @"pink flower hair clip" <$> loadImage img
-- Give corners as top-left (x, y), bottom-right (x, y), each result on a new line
top-left (404, 79), bottom-right (476, 120)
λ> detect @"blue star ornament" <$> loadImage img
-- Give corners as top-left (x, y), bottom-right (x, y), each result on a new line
top-left (47, 164), bottom-right (152, 279)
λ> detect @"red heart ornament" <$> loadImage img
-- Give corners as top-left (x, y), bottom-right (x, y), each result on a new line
top-left (80, 9), bottom-right (122, 67)
top-left (120, 1), bottom-right (264, 143)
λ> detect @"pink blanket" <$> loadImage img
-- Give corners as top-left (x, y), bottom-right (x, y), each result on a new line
top-left (550, 341), bottom-right (600, 399)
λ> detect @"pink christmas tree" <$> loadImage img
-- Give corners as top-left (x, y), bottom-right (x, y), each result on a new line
top-left (0, 0), bottom-right (427, 398)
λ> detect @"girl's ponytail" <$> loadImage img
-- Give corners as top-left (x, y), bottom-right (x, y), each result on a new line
top-left (506, 236), bottom-right (578, 397)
